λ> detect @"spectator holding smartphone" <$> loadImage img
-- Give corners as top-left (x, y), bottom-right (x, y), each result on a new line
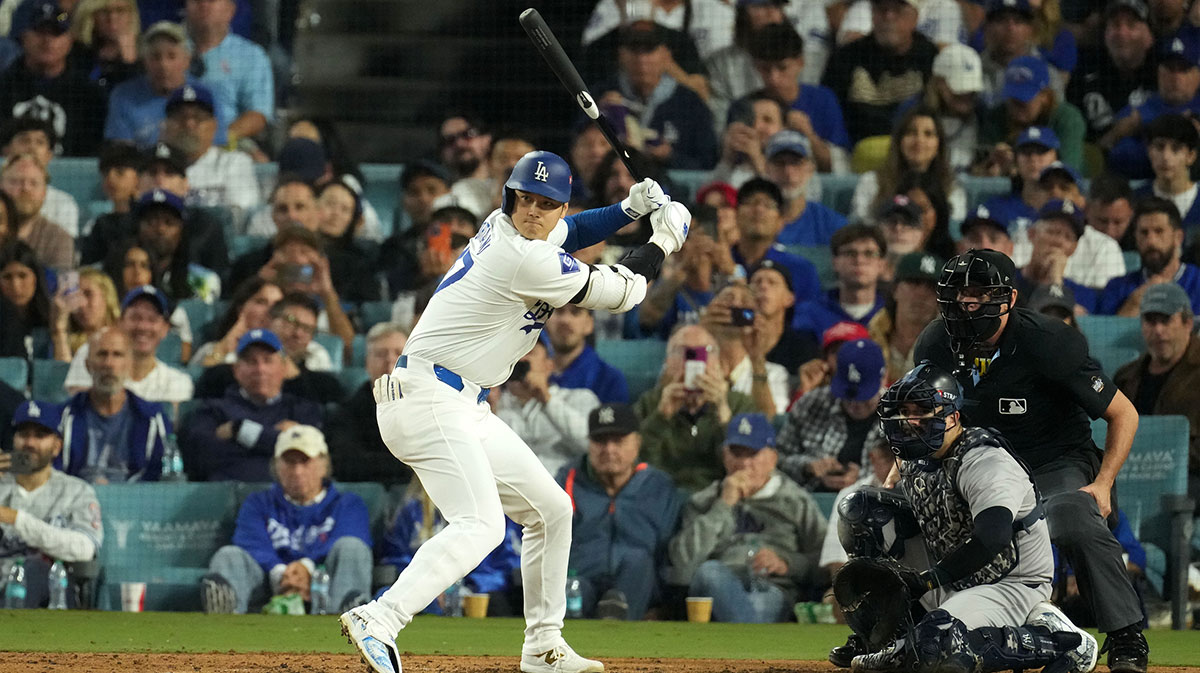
top-left (699, 281), bottom-right (791, 417)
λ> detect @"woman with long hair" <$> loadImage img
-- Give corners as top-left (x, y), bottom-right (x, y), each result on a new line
top-left (103, 240), bottom-right (197, 362)
top-left (850, 107), bottom-right (966, 225)
top-left (914, 44), bottom-right (984, 173)
top-left (189, 277), bottom-right (283, 368)
top-left (69, 0), bottom-right (141, 91)
top-left (49, 268), bottom-right (119, 362)
top-left (0, 240), bottom-right (51, 357)
top-left (316, 178), bottom-right (381, 302)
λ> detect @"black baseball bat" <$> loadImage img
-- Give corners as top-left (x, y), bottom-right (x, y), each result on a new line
top-left (518, 7), bottom-right (643, 180)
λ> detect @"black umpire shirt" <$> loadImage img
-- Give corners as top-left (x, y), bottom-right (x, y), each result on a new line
top-left (913, 308), bottom-right (1117, 469)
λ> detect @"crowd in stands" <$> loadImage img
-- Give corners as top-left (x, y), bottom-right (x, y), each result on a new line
top-left (0, 0), bottom-right (1198, 623)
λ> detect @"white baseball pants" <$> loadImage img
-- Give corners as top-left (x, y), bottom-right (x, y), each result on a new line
top-left (373, 361), bottom-right (572, 653)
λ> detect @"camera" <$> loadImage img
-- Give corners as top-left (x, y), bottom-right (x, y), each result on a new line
top-left (6, 450), bottom-right (37, 475)
top-left (730, 306), bottom-right (755, 327)
top-left (278, 263), bottom-right (314, 285)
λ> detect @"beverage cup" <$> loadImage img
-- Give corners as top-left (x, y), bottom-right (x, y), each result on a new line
top-left (686, 596), bottom-right (713, 623)
top-left (462, 592), bottom-right (490, 618)
top-left (120, 582), bottom-right (146, 612)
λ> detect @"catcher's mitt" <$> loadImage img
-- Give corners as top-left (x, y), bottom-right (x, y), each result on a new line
top-left (832, 556), bottom-right (926, 650)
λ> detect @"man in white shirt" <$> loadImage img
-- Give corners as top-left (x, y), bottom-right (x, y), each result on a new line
top-left (160, 82), bottom-right (260, 222)
top-left (65, 286), bottom-right (195, 409)
top-left (0, 400), bottom-right (103, 608)
top-left (700, 281), bottom-right (791, 416)
top-left (0, 116), bottom-right (79, 236)
top-left (497, 340), bottom-right (600, 477)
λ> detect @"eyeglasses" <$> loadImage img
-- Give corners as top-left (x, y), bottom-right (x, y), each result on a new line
top-left (836, 248), bottom-right (882, 259)
top-left (440, 127), bottom-right (479, 147)
top-left (278, 312), bottom-right (316, 336)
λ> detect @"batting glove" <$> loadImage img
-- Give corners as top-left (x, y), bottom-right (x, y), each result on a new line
top-left (620, 178), bottom-right (668, 219)
top-left (649, 201), bottom-right (691, 256)
top-left (373, 373), bottom-right (402, 403)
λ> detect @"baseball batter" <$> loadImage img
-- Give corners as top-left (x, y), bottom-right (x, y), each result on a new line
top-left (339, 150), bottom-right (690, 673)
top-left (835, 363), bottom-right (1096, 673)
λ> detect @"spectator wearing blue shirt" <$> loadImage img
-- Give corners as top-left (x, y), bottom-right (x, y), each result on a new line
top-left (556, 403), bottom-right (684, 620)
top-left (1099, 196), bottom-right (1200, 315)
top-left (743, 23), bottom-right (850, 173)
top-left (981, 125), bottom-right (1060, 245)
top-left (793, 224), bottom-right (888, 338)
top-left (730, 178), bottom-right (822, 308)
top-left (762, 130), bottom-right (845, 247)
top-left (201, 424), bottom-right (372, 615)
top-left (1133, 113), bottom-right (1200, 228)
top-left (545, 305), bottom-right (629, 405)
top-left (105, 21), bottom-right (232, 148)
top-left (1016, 198), bottom-right (1099, 313)
top-left (185, 0), bottom-right (273, 142)
top-left (57, 328), bottom-right (170, 483)
top-left (637, 208), bottom-right (728, 338)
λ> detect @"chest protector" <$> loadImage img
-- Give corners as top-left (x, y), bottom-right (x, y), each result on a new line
top-left (900, 427), bottom-right (1042, 591)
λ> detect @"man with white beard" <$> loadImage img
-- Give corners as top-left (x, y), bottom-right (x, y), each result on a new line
top-left (762, 130), bottom-right (846, 248)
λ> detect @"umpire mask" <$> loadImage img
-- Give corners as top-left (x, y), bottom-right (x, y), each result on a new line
top-left (936, 249), bottom-right (1016, 353)
top-left (877, 362), bottom-right (964, 460)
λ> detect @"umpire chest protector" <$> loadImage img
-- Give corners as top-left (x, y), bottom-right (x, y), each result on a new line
top-left (900, 427), bottom-right (1042, 591)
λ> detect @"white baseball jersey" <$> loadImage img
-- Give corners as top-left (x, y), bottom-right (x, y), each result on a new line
top-left (403, 210), bottom-right (589, 389)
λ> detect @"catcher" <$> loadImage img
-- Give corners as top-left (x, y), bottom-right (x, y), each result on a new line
top-left (830, 362), bottom-right (1098, 673)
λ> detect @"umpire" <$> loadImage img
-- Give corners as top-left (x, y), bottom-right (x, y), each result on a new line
top-left (912, 249), bottom-right (1148, 673)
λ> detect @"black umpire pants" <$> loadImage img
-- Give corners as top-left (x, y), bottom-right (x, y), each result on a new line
top-left (1033, 449), bottom-right (1144, 633)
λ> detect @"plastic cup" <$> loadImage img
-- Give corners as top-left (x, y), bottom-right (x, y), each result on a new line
top-left (120, 582), bottom-right (146, 612)
top-left (686, 596), bottom-right (713, 623)
top-left (462, 592), bottom-right (489, 618)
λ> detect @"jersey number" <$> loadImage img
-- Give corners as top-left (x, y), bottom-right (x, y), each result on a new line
top-left (434, 250), bottom-right (474, 294)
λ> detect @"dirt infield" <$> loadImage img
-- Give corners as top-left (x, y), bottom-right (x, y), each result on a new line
top-left (3, 653), bottom-right (1198, 673)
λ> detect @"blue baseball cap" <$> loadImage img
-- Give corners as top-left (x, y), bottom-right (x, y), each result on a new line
top-left (1002, 55), bottom-right (1051, 103)
top-left (120, 285), bottom-right (170, 317)
top-left (1159, 36), bottom-right (1200, 69)
top-left (1038, 160), bottom-right (1082, 187)
top-left (1036, 198), bottom-right (1085, 238)
top-left (11, 0), bottom-right (69, 37)
top-left (12, 400), bottom-right (61, 434)
top-left (1015, 126), bottom-right (1060, 151)
top-left (166, 83), bottom-right (216, 116)
top-left (236, 329), bottom-right (283, 356)
top-left (831, 338), bottom-right (886, 402)
top-left (986, 0), bottom-right (1033, 19)
top-left (765, 129), bottom-right (811, 160)
top-left (724, 413), bottom-right (776, 450)
top-left (134, 188), bottom-right (186, 220)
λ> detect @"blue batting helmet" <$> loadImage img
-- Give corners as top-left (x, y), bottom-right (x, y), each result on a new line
top-left (501, 151), bottom-right (573, 215)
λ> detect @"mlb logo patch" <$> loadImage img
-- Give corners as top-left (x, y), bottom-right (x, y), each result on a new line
top-left (999, 398), bottom-right (1026, 415)
top-left (1091, 376), bottom-right (1104, 393)
top-left (558, 252), bottom-right (579, 274)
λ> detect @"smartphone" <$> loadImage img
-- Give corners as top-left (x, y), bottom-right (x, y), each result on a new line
top-left (278, 263), bottom-right (314, 285)
top-left (730, 306), bottom-right (755, 327)
top-left (426, 223), bottom-right (453, 257)
top-left (683, 346), bottom-right (707, 390)
top-left (7, 450), bottom-right (36, 475)
top-left (59, 270), bottom-right (81, 310)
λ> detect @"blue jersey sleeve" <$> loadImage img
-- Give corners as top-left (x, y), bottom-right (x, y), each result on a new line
top-left (562, 203), bottom-right (634, 253)
top-left (231, 493), bottom-right (283, 572)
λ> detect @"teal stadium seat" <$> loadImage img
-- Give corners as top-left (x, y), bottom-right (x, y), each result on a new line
top-left (0, 357), bottom-right (27, 391)
top-left (340, 367), bottom-right (369, 394)
top-left (230, 235), bottom-right (268, 258)
top-left (785, 244), bottom-right (835, 289)
top-left (817, 174), bottom-right (857, 216)
top-left (594, 338), bottom-right (667, 401)
top-left (350, 334), bottom-right (367, 368)
top-left (1091, 415), bottom-right (1193, 628)
top-left (666, 170), bottom-right (710, 203)
top-left (315, 332), bottom-right (344, 371)
top-left (31, 359), bottom-right (70, 403)
top-left (961, 176), bottom-right (1012, 211)
top-left (177, 299), bottom-right (215, 341)
top-left (1122, 250), bottom-right (1141, 274)
top-left (361, 164), bottom-right (404, 237)
top-left (156, 331), bottom-right (183, 365)
top-left (1078, 316), bottom-right (1143, 375)
top-left (359, 300), bottom-right (393, 331)
top-left (49, 158), bottom-right (102, 203)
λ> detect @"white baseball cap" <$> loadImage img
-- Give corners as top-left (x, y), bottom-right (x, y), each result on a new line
top-left (932, 44), bottom-right (983, 95)
top-left (274, 425), bottom-right (328, 459)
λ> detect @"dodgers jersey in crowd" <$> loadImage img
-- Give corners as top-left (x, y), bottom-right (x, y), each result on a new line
top-left (404, 206), bottom-right (627, 389)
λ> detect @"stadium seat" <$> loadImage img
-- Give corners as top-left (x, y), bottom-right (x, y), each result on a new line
top-left (361, 163), bottom-right (404, 238)
top-left (850, 136), bottom-right (890, 174)
top-left (177, 299), bottom-right (215, 342)
top-left (339, 366), bottom-right (369, 394)
top-left (1091, 415), bottom-right (1193, 628)
top-left (811, 491), bottom-right (837, 520)
top-left (785, 244), bottom-right (835, 289)
top-left (594, 338), bottom-right (666, 401)
top-left (1122, 250), bottom-right (1141, 273)
top-left (350, 334), bottom-right (367, 368)
top-left (359, 300), bottom-right (393, 331)
top-left (1077, 315), bottom-right (1143, 353)
top-left (157, 332), bottom-right (183, 365)
top-left (315, 332), bottom-right (344, 371)
top-left (666, 170), bottom-right (711, 204)
top-left (49, 157), bottom-right (102, 203)
top-left (0, 357), bottom-right (27, 391)
top-left (817, 174), bottom-right (858, 217)
top-left (1091, 345), bottom-right (1142, 376)
top-left (961, 176), bottom-right (1012, 211)
top-left (230, 235), bottom-right (268, 258)
top-left (31, 359), bottom-right (70, 403)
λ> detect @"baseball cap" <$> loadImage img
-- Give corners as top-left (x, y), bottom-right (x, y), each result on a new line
top-left (166, 83), bottom-right (216, 116)
top-left (1037, 160), bottom-right (1082, 187)
top-left (1002, 55), bottom-right (1051, 103)
top-left (11, 0), bottom-right (69, 36)
top-left (737, 0), bottom-right (788, 6)
top-left (143, 142), bottom-right (188, 176)
top-left (11, 400), bottom-right (61, 433)
top-left (141, 20), bottom-right (190, 51)
top-left (765, 129), bottom-right (811, 160)
top-left (588, 403), bottom-right (640, 439)
top-left (278, 138), bottom-right (328, 184)
top-left (696, 181), bottom-right (737, 208)
top-left (877, 194), bottom-right (922, 226)
top-left (869, 0), bottom-right (919, 8)
top-left (1027, 283), bottom-right (1076, 315)
top-left (120, 285), bottom-right (170, 317)
top-left (1015, 126), bottom-right (1060, 151)
top-left (895, 251), bottom-right (945, 283)
top-left (749, 258), bottom-right (795, 293)
top-left (932, 44), bottom-right (983, 95)
top-left (986, 0), bottom-right (1033, 20)
top-left (960, 205), bottom-right (1011, 239)
top-left (617, 21), bottom-right (667, 51)
top-left (134, 188), bottom-right (186, 220)
top-left (1140, 282), bottom-right (1192, 317)
top-left (274, 424), bottom-right (328, 459)
top-left (237, 329), bottom-right (283, 356)
top-left (822, 320), bottom-right (870, 351)
top-left (831, 338), bottom-right (886, 402)
top-left (1036, 198), bottom-right (1085, 238)
top-left (724, 413), bottom-right (775, 450)
top-left (1159, 37), bottom-right (1200, 69)
top-left (1105, 0), bottom-right (1149, 23)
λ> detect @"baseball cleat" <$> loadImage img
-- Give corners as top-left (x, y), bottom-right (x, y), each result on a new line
top-left (830, 633), bottom-right (866, 668)
top-left (520, 641), bottom-right (604, 673)
top-left (1099, 626), bottom-right (1148, 673)
top-left (1028, 601), bottom-right (1098, 673)
top-left (852, 638), bottom-right (910, 673)
top-left (340, 606), bottom-right (402, 673)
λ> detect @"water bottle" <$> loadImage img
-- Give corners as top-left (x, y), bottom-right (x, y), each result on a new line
top-left (442, 580), bottom-right (463, 617)
top-left (161, 433), bottom-right (185, 481)
top-left (309, 565), bottom-right (331, 615)
top-left (47, 561), bottom-right (68, 610)
top-left (5, 558), bottom-right (27, 609)
top-left (746, 540), bottom-right (769, 593)
top-left (565, 570), bottom-right (583, 619)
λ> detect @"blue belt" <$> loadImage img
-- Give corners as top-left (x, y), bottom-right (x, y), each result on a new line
top-left (395, 355), bottom-right (490, 404)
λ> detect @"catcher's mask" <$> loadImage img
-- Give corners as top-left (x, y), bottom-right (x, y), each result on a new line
top-left (836, 485), bottom-right (920, 559)
top-left (877, 362), bottom-right (963, 460)
top-left (936, 249), bottom-right (1015, 353)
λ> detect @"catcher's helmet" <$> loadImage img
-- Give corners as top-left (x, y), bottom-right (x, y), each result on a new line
top-left (936, 249), bottom-right (1016, 351)
top-left (877, 361), bottom-right (964, 460)
top-left (501, 150), bottom-right (573, 215)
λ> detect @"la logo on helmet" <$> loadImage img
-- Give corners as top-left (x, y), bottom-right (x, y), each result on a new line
top-left (533, 161), bottom-right (550, 182)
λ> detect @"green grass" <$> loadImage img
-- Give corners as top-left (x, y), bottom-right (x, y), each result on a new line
top-left (0, 611), bottom-right (1197, 665)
